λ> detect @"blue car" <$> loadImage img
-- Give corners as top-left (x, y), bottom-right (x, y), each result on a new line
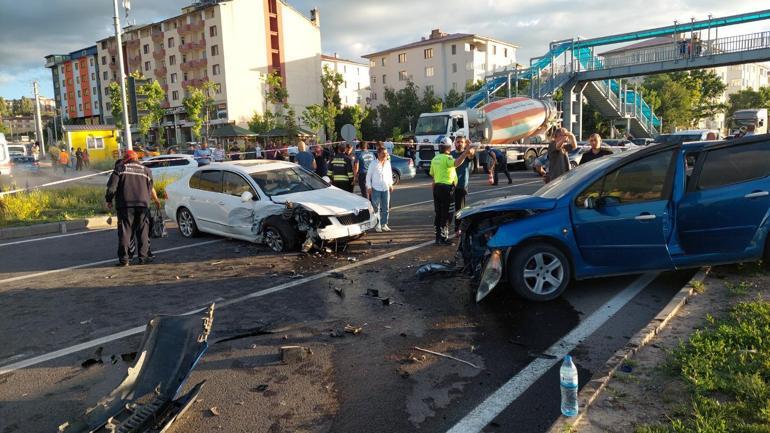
top-left (354, 150), bottom-right (416, 184)
top-left (457, 134), bottom-right (770, 302)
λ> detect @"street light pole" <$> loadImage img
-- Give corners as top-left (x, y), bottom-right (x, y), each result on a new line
top-left (32, 81), bottom-right (46, 154)
top-left (113, 0), bottom-right (133, 151)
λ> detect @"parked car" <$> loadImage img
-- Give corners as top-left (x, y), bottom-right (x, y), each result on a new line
top-left (7, 144), bottom-right (28, 161)
top-left (0, 134), bottom-right (11, 177)
top-left (142, 154), bottom-right (199, 182)
top-left (631, 138), bottom-right (655, 146)
top-left (531, 148), bottom-right (585, 175)
top-left (165, 160), bottom-right (377, 252)
top-left (457, 134), bottom-right (770, 302)
top-left (654, 129), bottom-right (719, 145)
top-left (354, 150), bottom-right (417, 184)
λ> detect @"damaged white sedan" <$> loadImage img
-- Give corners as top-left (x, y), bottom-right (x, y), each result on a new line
top-left (165, 160), bottom-right (377, 252)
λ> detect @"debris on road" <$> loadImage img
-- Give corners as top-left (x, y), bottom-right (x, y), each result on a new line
top-left (334, 287), bottom-right (345, 298)
top-left (253, 384), bottom-right (269, 392)
top-left (58, 304), bottom-right (215, 433)
top-left (329, 272), bottom-right (345, 279)
top-left (210, 260), bottom-right (224, 265)
top-left (365, 288), bottom-right (380, 298)
top-left (209, 406), bottom-right (221, 417)
top-left (412, 346), bottom-right (481, 369)
top-left (280, 345), bottom-right (313, 364)
top-left (344, 324), bottom-right (364, 335)
top-left (415, 263), bottom-right (456, 280)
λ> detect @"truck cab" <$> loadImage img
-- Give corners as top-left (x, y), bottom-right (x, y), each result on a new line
top-left (414, 110), bottom-right (478, 173)
top-left (731, 108), bottom-right (768, 136)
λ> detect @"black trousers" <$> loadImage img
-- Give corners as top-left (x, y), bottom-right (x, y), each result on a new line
top-left (433, 183), bottom-right (453, 240)
top-left (454, 187), bottom-right (467, 231)
top-left (493, 161), bottom-right (512, 184)
top-left (358, 172), bottom-right (368, 199)
top-left (117, 206), bottom-right (149, 263)
top-left (333, 181), bottom-right (354, 192)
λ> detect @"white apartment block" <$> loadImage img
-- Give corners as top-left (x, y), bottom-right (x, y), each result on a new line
top-left (363, 29), bottom-right (518, 105)
top-left (95, 0), bottom-right (322, 144)
top-left (321, 54), bottom-right (370, 107)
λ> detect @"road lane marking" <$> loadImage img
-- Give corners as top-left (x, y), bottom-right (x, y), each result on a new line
top-left (445, 272), bottom-right (660, 433)
top-left (0, 239), bottom-right (436, 375)
top-left (391, 180), bottom-right (542, 211)
top-left (0, 228), bottom-right (114, 247)
top-left (0, 239), bottom-right (223, 285)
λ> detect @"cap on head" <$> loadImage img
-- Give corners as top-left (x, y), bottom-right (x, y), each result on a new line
top-left (439, 136), bottom-right (453, 146)
top-left (124, 150), bottom-right (138, 160)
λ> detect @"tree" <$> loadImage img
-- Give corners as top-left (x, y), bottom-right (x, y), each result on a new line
top-left (641, 74), bottom-right (694, 132)
top-left (680, 69), bottom-right (727, 125)
top-left (334, 105), bottom-right (368, 139)
top-left (727, 87), bottom-right (770, 117)
top-left (12, 97), bottom-right (34, 116)
top-left (183, 87), bottom-right (207, 141)
top-left (443, 89), bottom-right (464, 109)
top-left (582, 102), bottom-right (611, 137)
top-left (136, 79), bottom-right (167, 147)
top-left (263, 71), bottom-right (288, 113)
top-left (247, 110), bottom-right (278, 134)
top-left (284, 106), bottom-right (299, 140)
top-left (321, 65), bottom-right (343, 140)
top-left (107, 82), bottom-right (124, 130)
top-left (0, 97), bottom-right (8, 117)
top-left (301, 104), bottom-right (326, 137)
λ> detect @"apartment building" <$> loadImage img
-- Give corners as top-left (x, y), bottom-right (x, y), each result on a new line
top-left (321, 54), bottom-right (370, 107)
top-left (363, 29), bottom-right (518, 105)
top-left (44, 46), bottom-right (103, 124)
top-left (92, 0), bottom-right (322, 144)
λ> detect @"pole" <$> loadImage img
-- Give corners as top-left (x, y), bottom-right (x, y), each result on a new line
top-left (53, 109), bottom-right (58, 145)
top-left (113, 0), bottom-right (133, 151)
top-left (32, 81), bottom-right (46, 154)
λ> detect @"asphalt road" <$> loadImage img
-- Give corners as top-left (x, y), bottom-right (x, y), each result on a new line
top-left (0, 170), bottom-right (694, 433)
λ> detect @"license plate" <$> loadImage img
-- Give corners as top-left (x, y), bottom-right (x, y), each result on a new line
top-left (360, 220), bottom-right (375, 231)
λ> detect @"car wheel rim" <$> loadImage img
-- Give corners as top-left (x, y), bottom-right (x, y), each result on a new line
top-left (522, 252), bottom-right (564, 295)
top-left (265, 229), bottom-right (283, 252)
top-left (179, 211), bottom-right (193, 237)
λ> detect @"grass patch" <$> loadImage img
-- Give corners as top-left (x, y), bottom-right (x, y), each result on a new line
top-left (691, 280), bottom-right (705, 294)
top-left (725, 281), bottom-right (752, 297)
top-left (636, 300), bottom-right (770, 433)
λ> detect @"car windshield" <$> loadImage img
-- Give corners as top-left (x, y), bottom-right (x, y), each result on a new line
top-left (415, 115), bottom-right (449, 135)
top-left (250, 167), bottom-right (329, 197)
top-left (535, 155), bottom-right (620, 199)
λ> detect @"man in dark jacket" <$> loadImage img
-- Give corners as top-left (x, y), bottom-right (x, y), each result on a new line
top-left (105, 150), bottom-right (160, 266)
top-left (328, 144), bottom-right (354, 192)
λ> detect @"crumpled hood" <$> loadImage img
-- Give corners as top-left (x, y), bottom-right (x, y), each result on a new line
top-left (456, 194), bottom-right (557, 219)
top-left (272, 187), bottom-right (372, 216)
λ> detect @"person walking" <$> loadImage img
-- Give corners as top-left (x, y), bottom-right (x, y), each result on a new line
top-left (486, 146), bottom-right (512, 185)
top-left (580, 133), bottom-right (612, 165)
top-left (538, 127), bottom-right (577, 183)
top-left (58, 147), bottom-right (69, 173)
top-left (295, 141), bottom-right (316, 172)
top-left (366, 145), bottom-right (394, 232)
top-left (328, 144), bottom-right (354, 192)
top-left (451, 137), bottom-right (476, 232)
top-left (354, 141), bottom-right (375, 199)
top-left (430, 137), bottom-right (463, 245)
top-left (105, 150), bottom-right (161, 266)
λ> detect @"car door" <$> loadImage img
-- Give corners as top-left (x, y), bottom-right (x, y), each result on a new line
top-left (220, 170), bottom-right (260, 239)
top-left (572, 149), bottom-right (677, 272)
top-left (188, 169), bottom-right (225, 234)
top-left (676, 138), bottom-right (770, 259)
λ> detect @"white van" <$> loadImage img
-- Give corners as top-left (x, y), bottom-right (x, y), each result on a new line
top-left (0, 133), bottom-right (11, 177)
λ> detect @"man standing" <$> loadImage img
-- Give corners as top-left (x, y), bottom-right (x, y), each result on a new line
top-left (538, 127), bottom-right (577, 183)
top-left (383, 138), bottom-right (395, 155)
top-left (486, 146), bottom-right (512, 185)
top-left (194, 142), bottom-right (212, 165)
top-left (105, 150), bottom-right (161, 266)
top-left (451, 137), bottom-right (475, 232)
top-left (354, 141), bottom-right (375, 199)
top-left (580, 133), bottom-right (612, 165)
top-left (328, 144), bottom-right (354, 192)
top-left (212, 143), bottom-right (226, 162)
top-left (366, 145), bottom-right (394, 232)
top-left (314, 145), bottom-right (328, 178)
top-left (430, 137), bottom-right (467, 245)
top-left (295, 141), bottom-right (316, 172)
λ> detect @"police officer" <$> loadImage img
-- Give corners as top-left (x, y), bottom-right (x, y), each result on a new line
top-left (430, 137), bottom-right (471, 245)
top-left (105, 150), bottom-right (160, 266)
top-left (328, 143), bottom-right (354, 192)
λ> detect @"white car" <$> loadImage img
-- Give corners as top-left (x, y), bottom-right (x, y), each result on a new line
top-left (142, 154), bottom-right (199, 182)
top-left (164, 160), bottom-right (377, 252)
top-left (0, 134), bottom-right (10, 177)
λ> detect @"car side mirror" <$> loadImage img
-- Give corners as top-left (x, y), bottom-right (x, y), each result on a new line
top-left (240, 191), bottom-right (254, 202)
top-left (584, 196), bottom-right (598, 209)
top-left (322, 176), bottom-right (331, 184)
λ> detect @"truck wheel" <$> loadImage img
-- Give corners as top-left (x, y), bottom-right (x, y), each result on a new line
top-left (524, 149), bottom-right (538, 169)
top-left (508, 243), bottom-right (571, 301)
top-left (263, 218), bottom-right (299, 252)
top-left (538, 147), bottom-right (549, 156)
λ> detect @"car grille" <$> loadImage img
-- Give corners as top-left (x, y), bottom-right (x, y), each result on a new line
top-left (337, 210), bottom-right (370, 226)
top-left (418, 147), bottom-right (435, 162)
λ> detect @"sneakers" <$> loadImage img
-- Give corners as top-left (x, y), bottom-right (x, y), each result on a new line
top-left (375, 225), bottom-right (382, 233)
top-left (382, 225), bottom-right (391, 232)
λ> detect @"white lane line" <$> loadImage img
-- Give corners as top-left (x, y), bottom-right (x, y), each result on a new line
top-left (0, 239), bottom-right (223, 285)
top-left (0, 239), bottom-right (436, 375)
top-left (446, 272), bottom-right (659, 433)
top-left (0, 228), bottom-right (114, 247)
top-left (391, 180), bottom-right (542, 211)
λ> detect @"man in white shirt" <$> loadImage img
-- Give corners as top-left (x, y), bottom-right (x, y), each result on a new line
top-left (366, 145), bottom-right (394, 232)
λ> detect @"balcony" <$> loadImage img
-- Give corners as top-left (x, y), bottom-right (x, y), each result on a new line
top-left (126, 39), bottom-right (140, 49)
top-left (178, 21), bottom-right (204, 35)
top-left (151, 31), bottom-right (164, 43)
top-left (108, 46), bottom-right (117, 56)
top-left (180, 58), bottom-right (207, 72)
top-left (179, 40), bottom-right (205, 54)
top-left (129, 55), bottom-right (142, 66)
top-left (182, 77), bottom-right (209, 88)
top-left (152, 49), bottom-right (166, 61)
top-left (154, 66), bottom-right (167, 77)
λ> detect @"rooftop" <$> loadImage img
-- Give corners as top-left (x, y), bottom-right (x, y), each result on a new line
top-left (363, 28), bottom-right (518, 58)
top-left (321, 54), bottom-right (368, 66)
top-left (62, 124), bottom-right (117, 132)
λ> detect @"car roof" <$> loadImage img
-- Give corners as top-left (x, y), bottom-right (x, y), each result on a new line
top-left (207, 160), bottom-right (297, 174)
top-left (682, 133), bottom-right (769, 151)
top-left (671, 129), bottom-right (713, 135)
top-left (149, 154), bottom-right (194, 159)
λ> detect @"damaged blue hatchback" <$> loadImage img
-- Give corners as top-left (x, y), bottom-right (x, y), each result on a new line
top-left (457, 134), bottom-right (770, 302)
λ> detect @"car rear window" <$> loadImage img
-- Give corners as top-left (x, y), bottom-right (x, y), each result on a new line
top-left (697, 140), bottom-right (770, 190)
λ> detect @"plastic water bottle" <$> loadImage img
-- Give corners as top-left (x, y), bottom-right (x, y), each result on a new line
top-left (560, 355), bottom-right (579, 417)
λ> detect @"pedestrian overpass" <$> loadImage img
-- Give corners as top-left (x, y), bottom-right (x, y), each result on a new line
top-left (464, 10), bottom-right (770, 138)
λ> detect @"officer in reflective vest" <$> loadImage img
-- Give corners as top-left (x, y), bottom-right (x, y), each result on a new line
top-left (328, 144), bottom-right (354, 192)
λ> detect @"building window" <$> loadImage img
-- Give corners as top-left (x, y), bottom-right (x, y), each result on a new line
top-left (425, 66), bottom-right (434, 77)
top-left (105, 101), bottom-right (110, 110)
top-left (382, 74), bottom-right (387, 85)
top-left (76, 77), bottom-right (80, 84)
top-left (214, 83), bottom-right (222, 94)
top-left (371, 75), bottom-right (376, 84)
top-left (60, 66), bottom-right (64, 74)
top-left (94, 101), bottom-right (99, 109)
top-left (169, 55), bottom-right (176, 65)
top-left (398, 70), bottom-right (408, 81)
top-left (206, 9), bottom-right (214, 19)
top-left (144, 61), bottom-right (151, 71)
top-left (78, 103), bottom-right (82, 111)
top-left (426, 85), bottom-right (434, 93)
top-left (91, 72), bottom-right (95, 80)
top-left (172, 90), bottom-right (179, 100)
top-left (381, 57), bottom-right (386, 67)
top-left (398, 53), bottom-right (406, 63)
top-left (369, 60), bottom-right (375, 68)
top-left (212, 64), bottom-right (220, 75)
top-left (168, 37), bottom-right (175, 48)
top-left (504, 48), bottom-right (508, 58)
top-left (372, 92), bottom-right (376, 101)
top-left (492, 45), bottom-right (497, 55)
top-left (171, 73), bottom-right (177, 83)
top-left (143, 44), bottom-right (149, 54)
top-left (93, 87), bottom-right (97, 95)
top-left (451, 44), bottom-right (457, 55)
top-left (111, 56), bottom-right (116, 64)
top-left (74, 63), bottom-right (78, 70)
top-left (209, 25), bottom-right (217, 37)
top-left (86, 137), bottom-right (105, 149)
top-left (183, 72), bottom-right (188, 81)
top-left (89, 58), bottom-right (94, 67)
top-left (465, 43), bottom-right (471, 52)
top-left (77, 90), bottom-right (81, 97)
top-left (452, 82), bottom-right (457, 90)
top-left (211, 45), bottom-right (219, 56)
top-left (424, 48), bottom-right (433, 59)
top-left (452, 63), bottom-right (457, 73)
top-left (103, 71), bottom-right (108, 80)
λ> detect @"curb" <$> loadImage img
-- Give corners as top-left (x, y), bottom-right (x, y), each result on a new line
top-left (547, 267), bottom-right (710, 433)
top-left (0, 215), bottom-right (115, 240)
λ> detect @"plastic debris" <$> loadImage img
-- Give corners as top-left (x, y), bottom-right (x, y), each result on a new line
top-left (344, 324), bottom-right (363, 335)
top-left (334, 287), bottom-right (345, 298)
top-left (412, 346), bottom-right (481, 369)
top-left (416, 263), bottom-right (456, 280)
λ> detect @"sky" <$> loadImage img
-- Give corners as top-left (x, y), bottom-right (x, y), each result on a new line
top-left (0, 0), bottom-right (767, 100)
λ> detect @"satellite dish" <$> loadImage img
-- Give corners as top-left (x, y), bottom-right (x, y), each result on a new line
top-left (341, 124), bottom-right (357, 144)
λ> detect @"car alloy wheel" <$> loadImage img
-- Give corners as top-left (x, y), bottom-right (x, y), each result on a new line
top-left (177, 209), bottom-right (196, 237)
top-left (522, 252), bottom-right (564, 296)
top-left (264, 228), bottom-right (284, 252)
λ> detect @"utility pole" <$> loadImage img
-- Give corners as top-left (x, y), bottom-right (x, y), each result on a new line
top-left (113, 0), bottom-right (133, 151)
top-left (32, 81), bottom-right (46, 154)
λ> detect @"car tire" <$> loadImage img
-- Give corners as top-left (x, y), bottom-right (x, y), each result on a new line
top-left (570, 160), bottom-right (578, 169)
top-left (392, 170), bottom-right (401, 185)
top-left (176, 207), bottom-right (199, 238)
top-left (508, 242), bottom-right (571, 301)
top-left (524, 148), bottom-right (538, 170)
top-left (263, 218), bottom-right (299, 252)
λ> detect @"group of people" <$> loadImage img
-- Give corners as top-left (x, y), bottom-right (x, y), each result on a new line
top-left (54, 146), bottom-right (90, 173)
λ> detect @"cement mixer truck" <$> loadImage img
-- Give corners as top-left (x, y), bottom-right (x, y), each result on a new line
top-left (413, 97), bottom-right (559, 174)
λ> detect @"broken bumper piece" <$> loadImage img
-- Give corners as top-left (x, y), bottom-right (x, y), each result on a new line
top-left (58, 304), bottom-right (215, 433)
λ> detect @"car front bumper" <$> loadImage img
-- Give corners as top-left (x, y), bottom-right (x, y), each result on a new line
top-left (317, 215), bottom-right (378, 240)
